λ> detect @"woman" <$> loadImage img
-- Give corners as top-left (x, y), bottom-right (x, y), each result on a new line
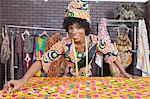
top-left (3, 0), bottom-right (132, 93)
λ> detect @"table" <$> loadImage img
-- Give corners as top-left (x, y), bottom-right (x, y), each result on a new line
top-left (0, 77), bottom-right (150, 98)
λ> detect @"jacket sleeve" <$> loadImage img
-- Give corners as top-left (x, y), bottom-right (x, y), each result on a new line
top-left (97, 37), bottom-right (118, 64)
top-left (97, 18), bottom-right (118, 64)
top-left (40, 39), bottom-right (65, 73)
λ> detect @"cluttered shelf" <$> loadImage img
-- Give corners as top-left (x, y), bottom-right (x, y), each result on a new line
top-left (0, 77), bottom-right (150, 98)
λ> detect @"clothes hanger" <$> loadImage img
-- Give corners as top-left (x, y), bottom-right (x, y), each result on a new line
top-left (2, 27), bottom-right (5, 39)
top-left (2, 27), bottom-right (9, 40)
top-left (17, 27), bottom-right (20, 35)
top-left (113, 23), bottom-right (133, 34)
top-left (121, 23), bottom-right (133, 32)
top-left (39, 31), bottom-right (50, 38)
top-left (4, 26), bottom-right (9, 35)
top-left (34, 28), bottom-right (36, 36)
top-left (21, 29), bottom-right (30, 41)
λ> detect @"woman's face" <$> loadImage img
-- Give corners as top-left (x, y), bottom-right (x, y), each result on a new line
top-left (68, 23), bottom-right (86, 43)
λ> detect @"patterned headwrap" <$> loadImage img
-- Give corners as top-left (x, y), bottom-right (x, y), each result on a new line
top-left (65, 0), bottom-right (91, 23)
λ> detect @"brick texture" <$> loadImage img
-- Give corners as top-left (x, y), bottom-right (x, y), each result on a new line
top-left (0, 0), bottom-right (146, 33)
top-left (0, 0), bottom-right (148, 85)
top-left (0, 0), bottom-right (2, 29)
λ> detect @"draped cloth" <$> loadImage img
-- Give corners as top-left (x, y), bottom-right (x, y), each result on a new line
top-left (1, 30), bottom-right (10, 64)
top-left (136, 19), bottom-right (150, 76)
top-left (1, 28), bottom-right (10, 83)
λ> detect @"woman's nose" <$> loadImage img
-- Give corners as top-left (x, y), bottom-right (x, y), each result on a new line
top-left (72, 28), bottom-right (78, 34)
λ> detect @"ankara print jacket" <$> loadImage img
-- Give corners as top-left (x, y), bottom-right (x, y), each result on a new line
top-left (41, 34), bottom-right (118, 77)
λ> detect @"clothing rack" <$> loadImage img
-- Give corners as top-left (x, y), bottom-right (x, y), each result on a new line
top-left (5, 25), bottom-right (67, 80)
top-left (98, 19), bottom-right (139, 76)
top-left (108, 19), bottom-right (138, 76)
top-left (3, 21), bottom-right (139, 80)
top-left (6, 25), bottom-right (66, 31)
top-left (107, 19), bottom-right (138, 53)
top-left (107, 19), bottom-right (139, 23)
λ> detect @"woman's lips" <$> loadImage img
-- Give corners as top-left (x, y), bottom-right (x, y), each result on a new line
top-left (73, 35), bottom-right (79, 39)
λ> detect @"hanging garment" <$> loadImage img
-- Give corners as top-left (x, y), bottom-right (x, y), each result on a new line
top-left (136, 19), bottom-right (150, 76)
top-left (24, 35), bottom-right (34, 70)
top-left (21, 30), bottom-right (34, 73)
top-left (116, 33), bottom-right (132, 68)
top-left (33, 36), bottom-right (47, 77)
top-left (1, 28), bottom-right (10, 83)
top-left (0, 34), bottom-right (2, 82)
top-left (33, 36), bottom-right (47, 61)
top-left (24, 35), bottom-right (34, 53)
top-left (109, 33), bottom-right (132, 77)
top-left (0, 34), bottom-right (2, 62)
top-left (0, 34), bottom-right (5, 90)
top-left (14, 34), bottom-right (24, 79)
top-left (1, 31), bottom-right (10, 64)
top-left (0, 34), bottom-right (3, 61)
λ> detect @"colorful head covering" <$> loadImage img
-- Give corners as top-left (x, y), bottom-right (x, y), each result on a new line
top-left (65, 0), bottom-right (91, 23)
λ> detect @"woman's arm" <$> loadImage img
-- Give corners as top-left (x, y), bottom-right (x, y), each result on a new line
top-left (22, 60), bottom-right (42, 82)
top-left (3, 60), bottom-right (42, 92)
top-left (113, 58), bottom-right (132, 78)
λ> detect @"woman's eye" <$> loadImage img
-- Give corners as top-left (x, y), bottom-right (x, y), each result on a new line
top-left (77, 26), bottom-right (81, 28)
top-left (69, 27), bottom-right (72, 30)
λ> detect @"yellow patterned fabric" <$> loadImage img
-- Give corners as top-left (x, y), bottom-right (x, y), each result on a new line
top-left (0, 77), bottom-right (150, 98)
top-left (65, 0), bottom-right (91, 23)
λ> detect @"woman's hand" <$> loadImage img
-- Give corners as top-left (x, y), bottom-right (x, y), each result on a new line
top-left (3, 78), bottom-right (26, 93)
top-left (122, 73), bottom-right (134, 79)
